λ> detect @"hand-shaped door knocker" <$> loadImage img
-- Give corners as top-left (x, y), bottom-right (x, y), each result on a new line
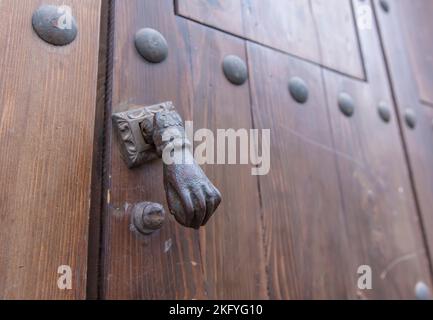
top-left (112, 102), bottom-right (222, 232)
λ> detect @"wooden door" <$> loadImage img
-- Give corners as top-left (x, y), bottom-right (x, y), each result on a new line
top-left (98, 0), bottom-right (433, 299)
top-left (1, 0), bottom-right (433, 300)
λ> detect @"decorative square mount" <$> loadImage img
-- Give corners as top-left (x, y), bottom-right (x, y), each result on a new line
top-left (112, 101), bottom-right (175, 168)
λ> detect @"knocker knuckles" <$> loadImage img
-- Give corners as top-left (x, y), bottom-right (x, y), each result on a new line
top-left (165, 168), bottom-right (222, 229)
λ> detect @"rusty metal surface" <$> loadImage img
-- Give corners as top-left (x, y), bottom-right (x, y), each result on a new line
top-left (131, 202), bottom-right (165, 235)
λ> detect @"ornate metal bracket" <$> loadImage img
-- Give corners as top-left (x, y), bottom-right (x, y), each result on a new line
top-left (112, 102), bottom-right (175, 168)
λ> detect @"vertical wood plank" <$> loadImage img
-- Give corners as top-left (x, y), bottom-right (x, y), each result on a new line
top-left (0, 0), bottom-right (101, 299)
top-left (247, 42), bottom-right (352, 299)
top-left (396, 0), bottom-right (433, 105)
top-left (101, 0), bottom-right (206, 299)
top-left (176, 0), bottom-right (244, 36)
top-left (311, 0), bottom-right (364, 79)
top-left (186, 22), bottom-right (267, 299)
top-left (321, 0), bottom-right (431, 298)
top-left (243, 0), bottom-right (320, 65)
top-left (374, 0), bottom-right (433, 274)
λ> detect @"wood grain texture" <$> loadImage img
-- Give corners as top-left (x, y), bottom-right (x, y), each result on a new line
top-left (320, 0), bottom-right (431, 299)
top-left (101, 0), bottom-right (206, 299)
top-left (186, 21), bottom-right (267, 299)
top-left (176, 0), bottom-right (244, 36)
top-left (397, 0), bottom-right (433, 105)
top-left (0, 0), bottom-right (101, 299)
top-left (375, 0), bottom-right (433, 270)
top-left (247, 42), bottom-right (352, 299)
top-left (242, 0), bottom-right (320, 65)
top-left (177, 0), bottom-right (364, 79)
top-left (311, 0), bottom-right (364, 79)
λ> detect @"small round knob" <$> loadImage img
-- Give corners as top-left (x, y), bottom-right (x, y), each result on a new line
top-left (132, 202), bottom-right (165, 235)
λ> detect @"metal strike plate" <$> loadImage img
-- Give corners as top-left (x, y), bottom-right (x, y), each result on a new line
top-left (112, 101), bottom-right (175, 168)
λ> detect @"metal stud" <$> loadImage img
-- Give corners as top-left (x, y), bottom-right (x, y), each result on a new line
top-left (415, 281), bottom-right (431, 300)
top-left (338, 92), bottom-right (355, 117)
top-left (32, 5), bottom-right (78, 46)
top-left (132, 202), bottom-right (165, 236)
top-left (135, 28), bottom-right (168, 63)
top-left (377, 101), bottom-right (391, 123)
top-left (222, 55), bottom-right (248, 85)
top-left (289, 77), bottom-right (309, 104)
top-left (405, 109), bottom-right (416, 129)
top-left (379, 0), bottom-right (390, 13)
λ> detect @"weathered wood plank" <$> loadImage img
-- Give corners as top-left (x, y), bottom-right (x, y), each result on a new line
top-left (101, 0), bottom-right (206, 299)
top-left (247, 42), bottom-right (352, 299)
top-left (396, 0), bottom-right (433, 105)
top-left (320, 0), bottom-right (431, 299)
top-left (375, 0), bottom-right (433, 276)
top-left (0, 0), bottom-right (101, 299)
top-left (186, 21), bottom-right (267, 299)
top-left (177, 0), bottom-right (364, 79)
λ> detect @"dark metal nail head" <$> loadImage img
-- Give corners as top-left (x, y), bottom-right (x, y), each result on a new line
top-left (289, 77), bottom-right (309, 104)
top-left (405, 108), bottom-right (416, 129)
top-left (378, 101), bottom-right (391, 122)
top-left (32, 5), bottom-right (78, 46)
top-left (135, 28), bottom-right (168, 63)
top-left (222, 55), bottom-right (248, 85)
top-left (132, 202), bottom-right (165, 235)
top-left (338, 92), bottom-right (355, 117)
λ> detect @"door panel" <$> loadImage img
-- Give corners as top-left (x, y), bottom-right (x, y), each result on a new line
top-left (397, 0), bottom-right (433, 105)
top-left (176, 0), bottom-right (364, 79)
top-left (176, 0), bottom-right (244, 36)
top-left (1, 0), bottom-right (432, 300)
top-left (102, 0), bottom-right (206, 299)
top-left (323, 0), bottom-right (432, 298)
top-left (186, 23), bottom-right (267, 299)
top-left (100, 0), bottom-right (433, 299)
top-left (0, 0), bottom-right (101, 299)
top-left (375, 0), bottom-right (433, 267)
top-left (247, 42), bottom-right (351, 299)
top-left (103, 0), bottom-right (266, 300)
top-left (311, 0), bottom-right (364, 79)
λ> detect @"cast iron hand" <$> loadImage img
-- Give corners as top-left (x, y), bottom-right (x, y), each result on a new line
top-left (152, 110), bottom-right (221, 229)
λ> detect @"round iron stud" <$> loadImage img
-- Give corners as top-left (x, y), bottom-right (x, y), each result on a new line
top-left (405, 109), bottom-right (416, 129)
top-left (415, 281), bottom-right (431, 300)
top-left (338, 92), bottom-right (355, 117)
top-left (379, 0), bottom-right (390, 13)
top-left (32, 5), bottom-right (78, 46)
top-left (135, 28), bottom-right (168, 63)
top-left (289, 77), bottom-right (309, 104)
top-left (222, 55), bottom-right (248, 85)
top-left (132, 202), bottom-right (165, 236)
top-left (377, 101), bottom-right (391, 123)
